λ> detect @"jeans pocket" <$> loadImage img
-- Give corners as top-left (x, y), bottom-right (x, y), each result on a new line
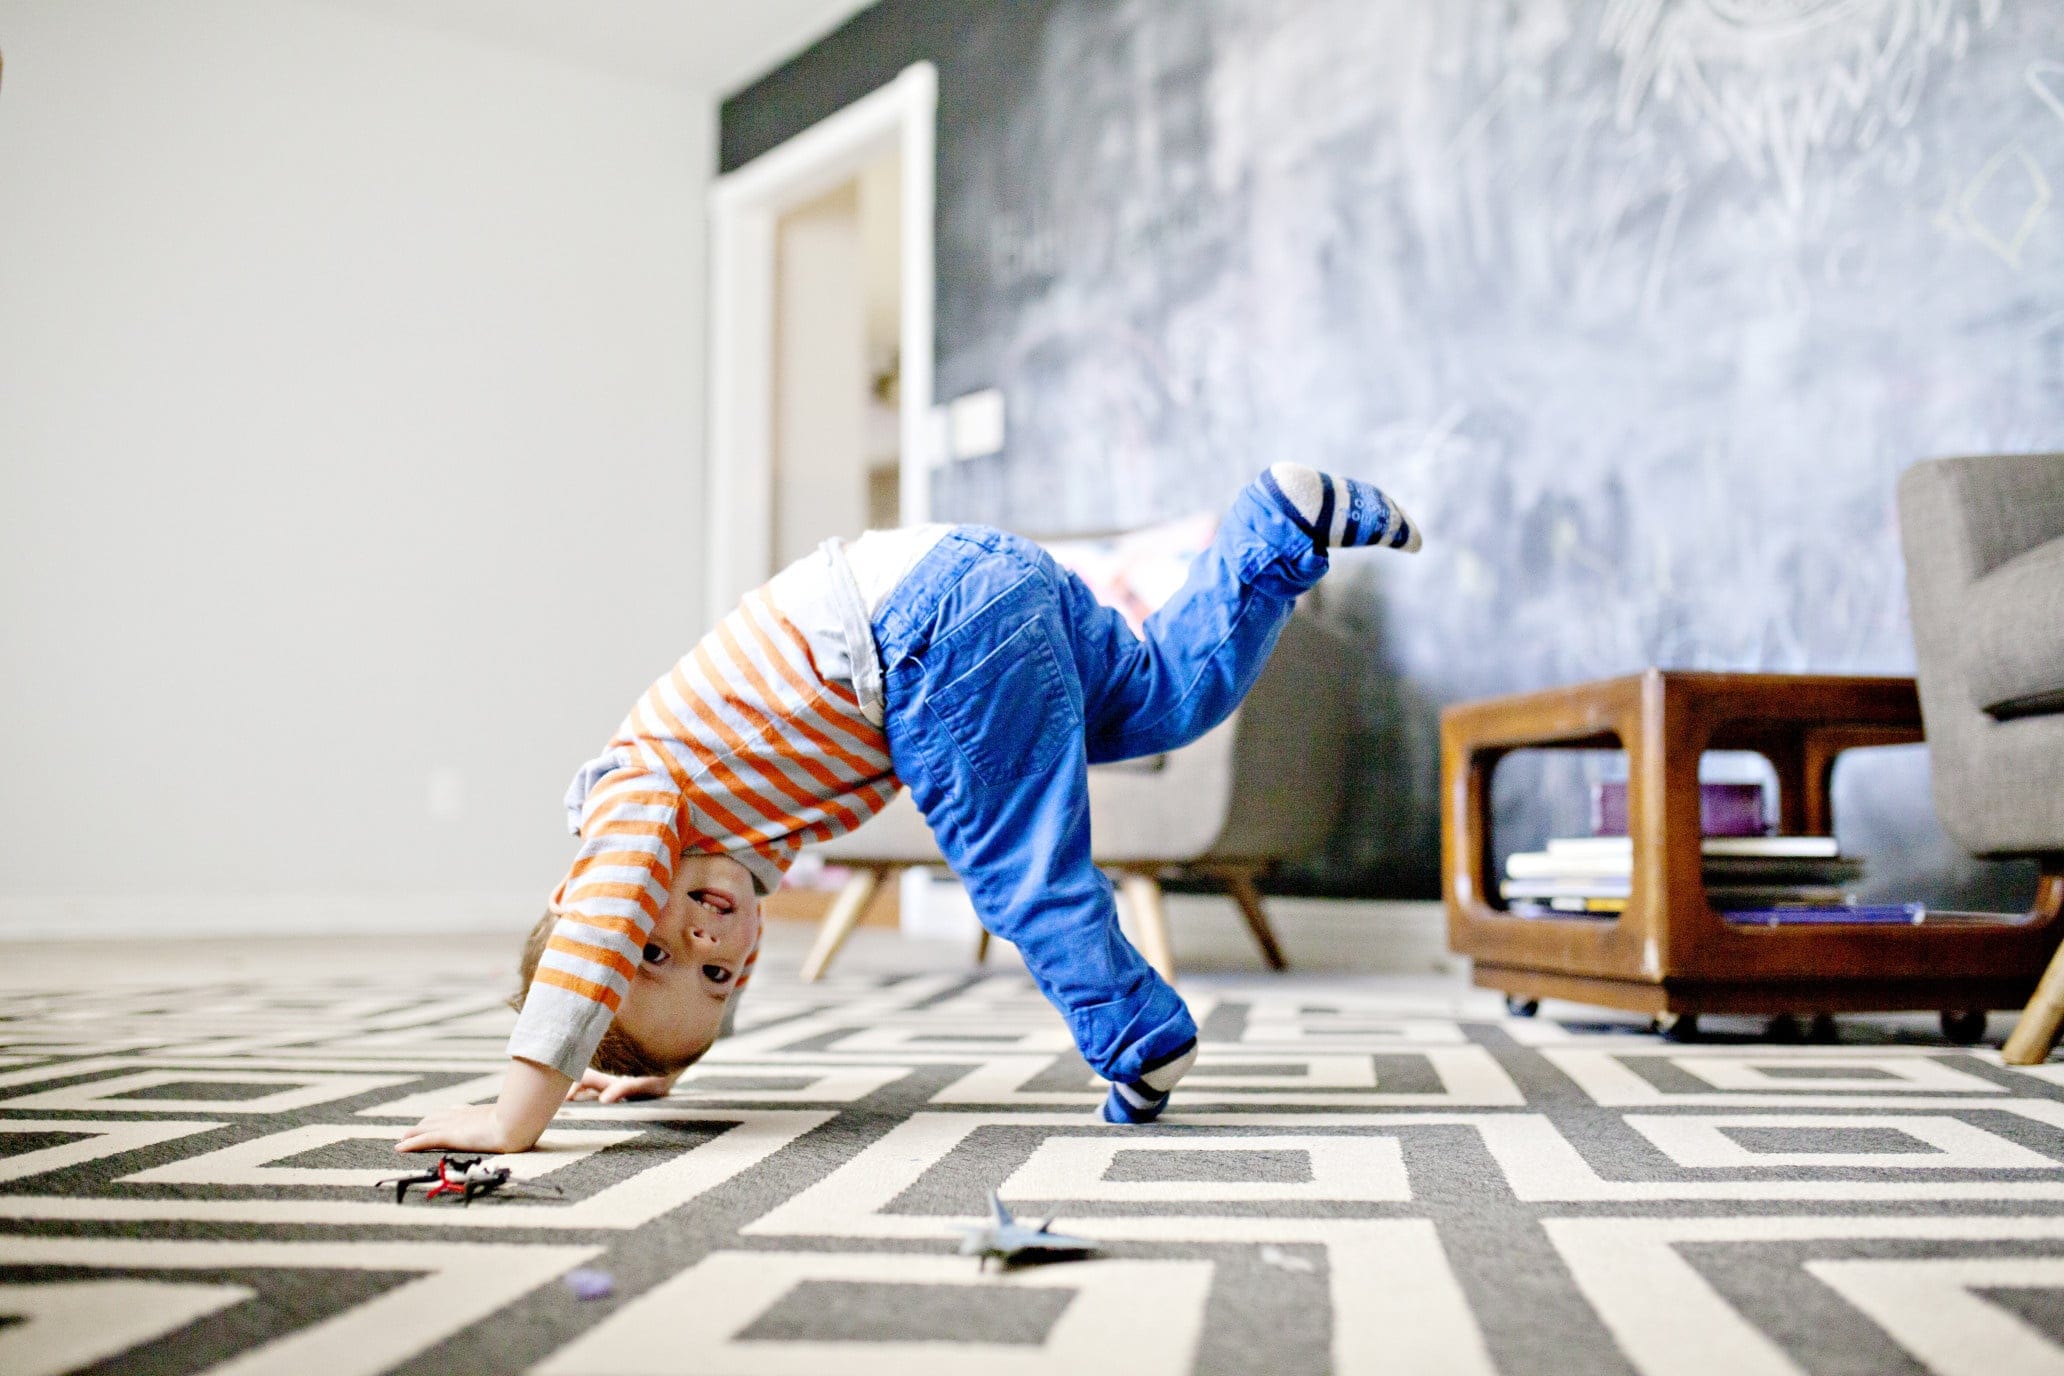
top-left (926, 615), bottom-right (1078, 785)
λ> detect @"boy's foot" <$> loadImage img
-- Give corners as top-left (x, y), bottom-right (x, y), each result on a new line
top-left (1099, 1039), bottom-right (1198, 1124)
top-left (1100, 1080), bottom-right (1170, 1124)
top-left (1260, 463), bottom-right (1421, 555)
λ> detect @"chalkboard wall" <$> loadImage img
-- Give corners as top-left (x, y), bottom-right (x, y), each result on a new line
top-left (724, 0), bottom-right (2064, 903)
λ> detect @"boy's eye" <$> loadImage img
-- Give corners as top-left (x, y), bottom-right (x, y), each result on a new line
top-left (641, 943), bottom-right (670, 967)
top-left (702, 964), bottom-right (733, 985)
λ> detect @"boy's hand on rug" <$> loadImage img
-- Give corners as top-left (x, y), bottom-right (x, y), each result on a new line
top-left (396, 1103), bottom-right (534, 1155)
top-left (396, 1057), bottom-right (569, 1154)
top-left (564, 1068), bottom-right (677, 1103)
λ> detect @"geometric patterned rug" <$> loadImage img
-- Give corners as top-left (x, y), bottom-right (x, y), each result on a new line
top-left (5, 953), bottom-right (2064, 1375)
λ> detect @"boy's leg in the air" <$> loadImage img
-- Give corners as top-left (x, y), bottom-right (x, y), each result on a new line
top-left (1061, 465), bottom-right (1417, 762)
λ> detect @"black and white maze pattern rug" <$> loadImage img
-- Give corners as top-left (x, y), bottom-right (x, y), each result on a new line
top-left (8, 973), bottom-right (2064, 1376)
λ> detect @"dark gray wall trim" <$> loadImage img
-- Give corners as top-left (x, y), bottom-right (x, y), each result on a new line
top-left (720, 0), bottom-right (1007, 172)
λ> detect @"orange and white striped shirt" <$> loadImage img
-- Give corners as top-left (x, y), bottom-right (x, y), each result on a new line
top-left (508, 528), bottom-right (948, 1078)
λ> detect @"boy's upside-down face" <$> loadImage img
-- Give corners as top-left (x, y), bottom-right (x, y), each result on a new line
top-left (610, 853), bottom-right (761, 1067)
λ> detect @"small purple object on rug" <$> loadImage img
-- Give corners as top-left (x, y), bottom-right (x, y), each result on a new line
top-left (564, 1268), bottom-right (615, 1301)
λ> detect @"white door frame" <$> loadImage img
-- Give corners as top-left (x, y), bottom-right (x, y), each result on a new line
top-left (705, 61), bottom-right (937, 627)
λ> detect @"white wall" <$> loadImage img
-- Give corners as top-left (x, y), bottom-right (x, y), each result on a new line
top-left (0, 0), bottom-right (714, 934)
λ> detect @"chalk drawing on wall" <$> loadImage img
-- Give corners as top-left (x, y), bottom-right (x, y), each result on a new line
top-left (1937, 141), bottom-right (2052, 266)
top-left (1600, 0), bottom-right (2004, 210)
top-left (2032, 59), bottom-right (2064, 124)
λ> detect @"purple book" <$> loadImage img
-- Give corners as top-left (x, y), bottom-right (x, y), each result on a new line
top-left (1725, 904), bottom-right (1926, 926)
top-left (1591, 781), bottom-right (1766, 837)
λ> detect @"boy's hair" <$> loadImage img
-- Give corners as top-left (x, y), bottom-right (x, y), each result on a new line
top-left (510, 911), bottom-right (703, 1078)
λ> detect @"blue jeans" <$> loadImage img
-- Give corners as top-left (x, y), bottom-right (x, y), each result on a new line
top-left (872, 481), bottom-right (1329, 1082)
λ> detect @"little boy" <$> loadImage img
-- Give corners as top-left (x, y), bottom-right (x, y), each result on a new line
top-left (398, 464), bottom-right (1418, 1155)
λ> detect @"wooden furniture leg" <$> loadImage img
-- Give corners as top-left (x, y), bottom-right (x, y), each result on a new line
top-left (974, 929), bottom-right (991, 964)
top-left (2001, 870), bottom-right (2064, 1064)
top-left (1119, 869), bottom-right (1176, 981)
top-left (799, 865), bottom-right (886, 982)
top-left (1204, 864), bottom-right (1288, 970)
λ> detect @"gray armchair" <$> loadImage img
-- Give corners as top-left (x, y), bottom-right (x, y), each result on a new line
top-left (796, 611), bottom-right (1356, 980)
top-left (1897, 453), bottom-right (2064, 1060)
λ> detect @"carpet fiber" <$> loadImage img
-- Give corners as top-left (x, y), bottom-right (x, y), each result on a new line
top-left (4, 947), bottom-right (2064, 1374)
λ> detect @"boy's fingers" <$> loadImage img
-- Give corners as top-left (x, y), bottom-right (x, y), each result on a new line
top-left (599, 1081), bottom-right (629, 1103)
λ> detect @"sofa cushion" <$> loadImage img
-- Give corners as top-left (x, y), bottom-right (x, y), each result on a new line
top-left (1967, 533), bottom-right (2064, 718)
top-left (1945, 452), bottom-right (2064, 578)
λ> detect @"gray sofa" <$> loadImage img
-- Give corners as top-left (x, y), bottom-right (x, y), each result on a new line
top-left (795, 612), bottom-right (1356, 981)
top-left (1897, 453), bottom-right (2064, 1059)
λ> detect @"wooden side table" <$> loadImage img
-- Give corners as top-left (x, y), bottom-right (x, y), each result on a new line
top-left (1441, 670), bottom-right (2064, 1024)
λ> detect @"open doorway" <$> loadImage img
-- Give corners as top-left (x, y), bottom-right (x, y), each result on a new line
top-left (769, 152), bottom-right (904, 568)
top-left (706, 62), bottom-right (935, 626)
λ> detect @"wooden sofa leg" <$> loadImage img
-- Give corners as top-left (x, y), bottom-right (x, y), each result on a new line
top-left (800, 866), bottom-right (887, 983)
top-left (974, 929), bottom-right (991, 964)
top-left (1217, 867), bottom-right (1289, 971)
top-left (2002, 871), bottom-right (2064, 1063)
top-left (1120, 869), bottom-right (1176, 981)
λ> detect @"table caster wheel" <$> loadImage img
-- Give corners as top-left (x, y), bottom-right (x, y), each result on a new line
top-left (1807, 1013), bottom-right (1839, 1043)
top-left (1941, 1009), bottom-right (1988, 1045)
top-left (1652, 1012), bottom-right (1699, 1043)
top-left (1504, 996), bottom-right (1540, 1018)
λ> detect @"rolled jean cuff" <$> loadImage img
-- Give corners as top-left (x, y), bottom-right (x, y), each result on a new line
top-left (1064, 976), bottom-right (1199, 1083)
top-left (1228, 481), bottom-right (1330, 596)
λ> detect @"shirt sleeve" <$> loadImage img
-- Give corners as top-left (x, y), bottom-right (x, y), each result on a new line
top-left (506, 763), bottom-right (681, 1080)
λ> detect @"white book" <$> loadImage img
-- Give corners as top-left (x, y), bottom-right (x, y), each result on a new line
top-left (1500, 877), bottom-right (1634, 899)
top-left (1545, 835), bottom-right (1840, 859)
top-left (1504, 853), bottom-right (1617, 881)
top-left (1507, 837), bottom-right (1860, 884)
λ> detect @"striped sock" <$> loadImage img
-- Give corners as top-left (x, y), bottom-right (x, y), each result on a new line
top-left (1099, 1039), bottom-right (1198, 1125)
top-left (1258, 463), bottom-right (1421, 555)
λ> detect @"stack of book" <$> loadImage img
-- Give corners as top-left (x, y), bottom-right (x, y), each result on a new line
top-left (1495, 780), bottom-right (1937, 923)
top-left (1499, 834), bottom-right (1863, 916)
